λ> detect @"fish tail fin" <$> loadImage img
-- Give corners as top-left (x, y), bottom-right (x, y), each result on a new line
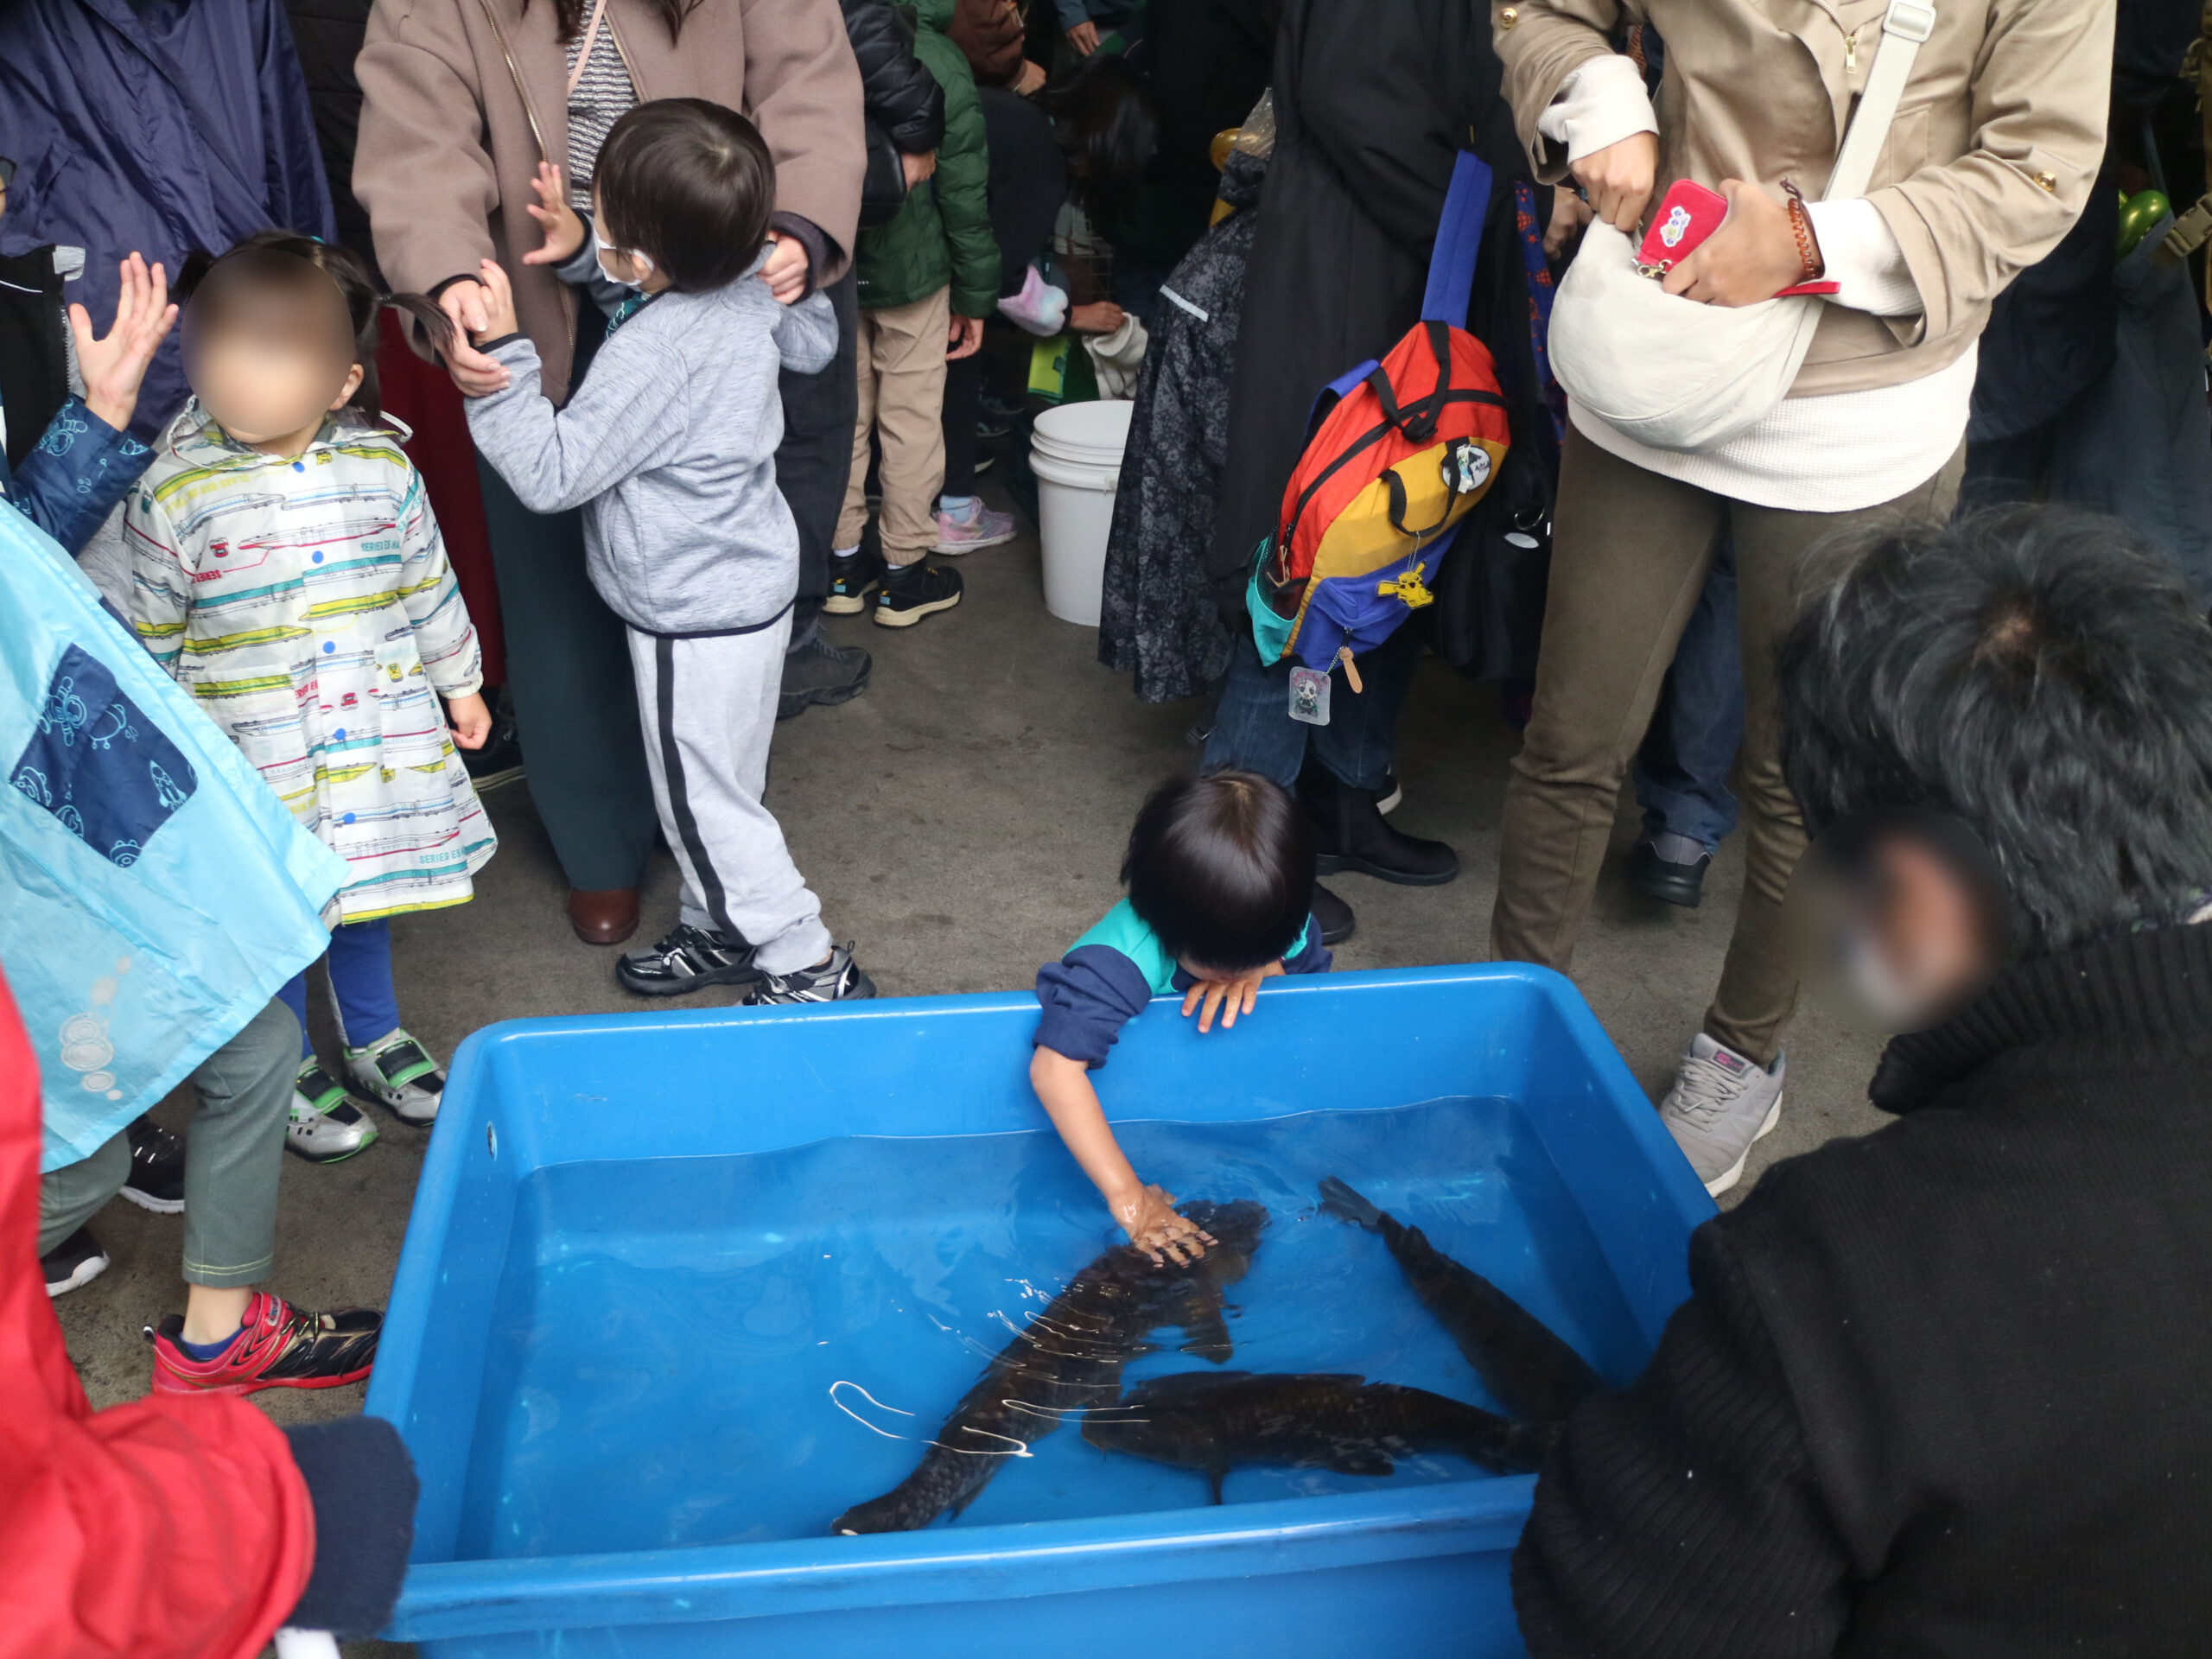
top-left (1318, 1176), bottom-right (1383, 1230)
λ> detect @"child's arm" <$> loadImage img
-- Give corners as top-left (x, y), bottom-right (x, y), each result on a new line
top-left (1029, 1049), bottom-right (1217, 1264)
top-left (461, 260), bottom-right (693, 515)
top-left (124, 488), bottom-right (191, 674)
top-left (771, 289), bottom-right (839, 375)
top-left (390, 461), bottom-right (487, 745)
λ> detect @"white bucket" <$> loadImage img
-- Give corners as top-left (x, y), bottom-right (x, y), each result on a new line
top-left (1031, 401), bottom-right (1133, 628)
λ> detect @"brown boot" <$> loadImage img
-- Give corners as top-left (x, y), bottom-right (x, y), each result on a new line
top-left (568, 887), bottom-right (640, 946)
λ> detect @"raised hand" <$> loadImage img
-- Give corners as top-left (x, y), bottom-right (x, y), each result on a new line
top-left (519, 161), bottom-right (587, 267)
top-left (73, 253), bottom-right (178, 435)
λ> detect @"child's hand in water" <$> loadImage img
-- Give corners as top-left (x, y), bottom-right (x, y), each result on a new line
top-left (519, 162), bottom-right (587, 266)
top-left (1115, 1183), bottom-right (1218, 1266)
top-left (446, 692), bottom-right (492, 750)
top-left (1181, 959), bottom-right (1284, 1033)
top-left (471, 260), bottom-right (520, 343)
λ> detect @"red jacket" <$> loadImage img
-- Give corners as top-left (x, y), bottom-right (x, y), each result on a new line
top-left (0, 972), bottom-right (313, 1659)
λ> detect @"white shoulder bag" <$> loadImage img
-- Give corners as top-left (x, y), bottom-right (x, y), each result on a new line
top-left (1547, 0), bottom-right (1936, 453)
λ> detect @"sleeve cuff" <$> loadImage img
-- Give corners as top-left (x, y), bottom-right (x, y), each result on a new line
top-left (1536, 54), bottom-right (1658, 165)
top-left (428, 273), bottom-right (482, 301)
top-left (769, 213), bottom-right (831, 300)
top-left (1803, 198), bottom-right (1923, 318)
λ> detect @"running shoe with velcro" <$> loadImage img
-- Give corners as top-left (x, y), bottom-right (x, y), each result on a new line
top-left (748, 943), bottom-right (878, 1005)
top-left (617, 924), bottom-right (761, 997)
top-left (289, 1058), bottom-right (378, 1164)
top-left (122, 1116), bottom-right (187, 1213)
top-left (345, 1027), bottom-right (444, 1126)
top-left (149, 1289), bottom-right (381, 1395)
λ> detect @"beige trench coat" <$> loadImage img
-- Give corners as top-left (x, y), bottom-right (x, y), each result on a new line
top-left (355, 0), bottom-right (864, 402)
top-left (1494, 0), bottom-right (2115, 394)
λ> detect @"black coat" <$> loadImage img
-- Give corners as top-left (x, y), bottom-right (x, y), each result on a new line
top-left (284, 0), bottom-right (378, 270)
top-left (1516, 920), bottom-right (2212, 1657)
top-left (843, 0), bottom-right (944, 153)
top-left (1205, 0), bottom-right (1523, 607)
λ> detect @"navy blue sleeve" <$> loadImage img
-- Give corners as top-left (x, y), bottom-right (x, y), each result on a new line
top-left (1284, 913), bottom-right (1333, 976)
top-left (1034, 944), bottom-right (1157, 1068)
top-left (2, 398), bottom-right (152, 557)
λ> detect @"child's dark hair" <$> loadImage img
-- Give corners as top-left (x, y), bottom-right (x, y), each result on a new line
top-left (1122, 771), bottom-right (1315, 973)
top-left (1046, 54), bottom-right (1160, 222)
top-left (176, 231), bottom-right (452, 428)
top-left (594, 99), bottom-right (776, 293)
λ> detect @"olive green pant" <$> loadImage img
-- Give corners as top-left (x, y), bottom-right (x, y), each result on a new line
top-left (39, 998), bottom-right (297, 1287)
top-left (1491, 427), bottom-right (1964, 1065)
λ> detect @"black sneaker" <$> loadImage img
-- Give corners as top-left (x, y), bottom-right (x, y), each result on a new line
top-left (122, 1116), bottom-right (186, 1213)
top-left (825, 548), bottom-right (877, 616)
top-left (44, 1226), bottom-right (109, 1296)
top-left (874, 561), bottom-right (963, 629)
top-left (779, 633), bottom-right (873, 721)
top-left (749, 944), bottom-right (878, 1004)
top-left (617, 924), bottom-right (762, 997)
top-left (977, 411), bottom-right (1014, 442)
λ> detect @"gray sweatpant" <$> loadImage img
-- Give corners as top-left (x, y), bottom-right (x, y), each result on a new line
top-left (40, 997), bottom-right (296, 1287)
top-left (627, 613), bottom-right (832, 975)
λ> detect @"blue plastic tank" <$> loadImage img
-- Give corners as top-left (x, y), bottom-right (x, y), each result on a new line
top-left (367, 964), bottom-right (1713, 1656)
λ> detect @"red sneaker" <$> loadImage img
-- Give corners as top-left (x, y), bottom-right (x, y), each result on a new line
top-left (148, 1289), bottom-right (382, 1395)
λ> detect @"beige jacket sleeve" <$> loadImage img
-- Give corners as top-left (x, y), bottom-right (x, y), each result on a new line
top-left (742, 0), bottom-right (867, 275)
top-left (354, 2), bottom-right (502, 301)
top-left (1492, 0), bottom-right (1632, 184)
top-left (1866, 0), bottom-right (2114, 343)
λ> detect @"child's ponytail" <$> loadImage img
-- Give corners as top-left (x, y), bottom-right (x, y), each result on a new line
top-left (175, 231), bottom-right (457, 429)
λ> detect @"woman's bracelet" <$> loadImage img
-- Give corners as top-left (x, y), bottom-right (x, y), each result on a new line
top-left (1782, 180), bottom-right (1825, 281)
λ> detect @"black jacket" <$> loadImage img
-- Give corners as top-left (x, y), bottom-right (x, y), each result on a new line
top-left (1515, 921), bottom-right (2212, 1658)
top-left (1205, 0), bottom-right (1526, 613)
top-left (284, 0), bottom-right (379, 271)
top-left (843, 0), bottom-right (944, 153)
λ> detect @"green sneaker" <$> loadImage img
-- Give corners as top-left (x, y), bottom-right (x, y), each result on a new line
top-left (345, 1028), bottom-right (444, 1127)
top-left (288, 1058), bottom-right (378, 1164)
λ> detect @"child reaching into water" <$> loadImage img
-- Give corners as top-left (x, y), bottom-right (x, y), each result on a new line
top-left (464, 99), bottom-right (874, 1005)
top-left (130, 233), bottom-right (493, 1164)
top-left (1033, 771), bottom-right (1332, 1261)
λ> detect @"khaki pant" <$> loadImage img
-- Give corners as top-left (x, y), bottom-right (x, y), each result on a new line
top-left (1491, 426), bottom-right (1964, 1065)
top-left (837, 288), bottom-right (951, 566)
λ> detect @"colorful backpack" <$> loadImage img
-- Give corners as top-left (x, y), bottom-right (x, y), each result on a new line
top-left (1248, 152), bottom-right (1510, 678)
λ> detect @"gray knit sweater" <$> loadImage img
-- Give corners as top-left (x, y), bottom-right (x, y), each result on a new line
top-left (466, 256), bottom-right (837, 636)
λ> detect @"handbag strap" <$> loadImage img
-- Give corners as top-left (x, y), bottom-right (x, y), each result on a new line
top-left (1823, 0), bottom-right (1937, 201)
top-left (1421, 151), bottom-right (1496, 324)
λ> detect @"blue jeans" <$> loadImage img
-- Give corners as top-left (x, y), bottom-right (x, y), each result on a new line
top-left (279, 918), bottom-right (402, 1058)
top-left (1631, 531), bottom-right (1744, 855)
top-left (1201, 623), bottom-right (1421, 791)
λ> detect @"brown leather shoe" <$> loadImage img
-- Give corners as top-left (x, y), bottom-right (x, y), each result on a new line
top-left (568, 887), bottom-right (640, 946)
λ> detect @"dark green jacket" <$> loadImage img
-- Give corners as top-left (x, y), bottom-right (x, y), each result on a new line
top-left (854, 0), bottom-right (998, 317)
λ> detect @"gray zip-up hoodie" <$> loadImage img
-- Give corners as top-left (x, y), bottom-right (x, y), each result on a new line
top-left (466, 250), bottom-right (837, 636)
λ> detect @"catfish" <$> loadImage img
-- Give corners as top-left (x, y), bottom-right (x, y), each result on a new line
top-left (1081, 1370), bottom-right (1554, 1503)
top-left (1319, 1176), bottom-right (1600, 1423)
top-left (832, 1198), bottom-right (1267, 1534)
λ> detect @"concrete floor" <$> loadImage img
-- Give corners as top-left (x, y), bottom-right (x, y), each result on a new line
top-left (54, 488), bottom-right (1889, 1656)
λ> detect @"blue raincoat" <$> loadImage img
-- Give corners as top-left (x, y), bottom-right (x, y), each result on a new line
top-left (0, 505), bottom-right (345, 1173)
top-left (0, 0), bottom-right (334, 444)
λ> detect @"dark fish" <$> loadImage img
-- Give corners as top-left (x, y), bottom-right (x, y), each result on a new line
top-left (1319, 1176), bottom-right (1600, 1423)
top-left (832, 1199), bottom-right (1268, 1534)
top-left (1081, 1370), bottom-right (1554, 1502)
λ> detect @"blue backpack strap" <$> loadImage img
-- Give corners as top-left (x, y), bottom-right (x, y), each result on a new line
top-left (1421, 151), bottom-right (1495, 327)
top-left (1305, 358), bottom-right (1381, 442)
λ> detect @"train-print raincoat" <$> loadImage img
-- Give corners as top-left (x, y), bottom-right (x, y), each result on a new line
top-left (126, 408), bottom-right (494, 923)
